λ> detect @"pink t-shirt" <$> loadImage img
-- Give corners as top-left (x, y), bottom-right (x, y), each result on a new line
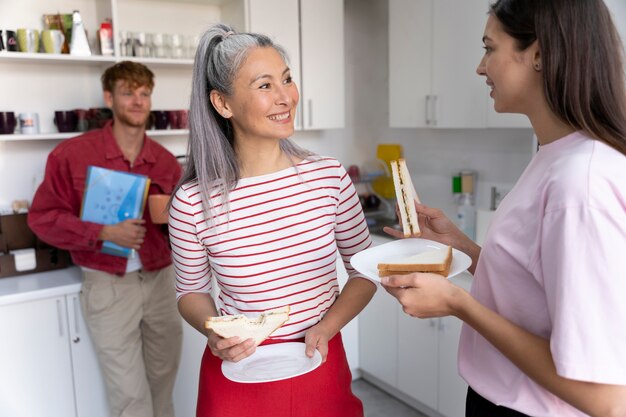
top-left (459, 131), bottom-right (626, 416)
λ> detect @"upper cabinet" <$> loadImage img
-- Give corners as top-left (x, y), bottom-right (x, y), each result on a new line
top-left (247, 0), bottom-right (345, 130)
top-left (388, 0), bottom-right (530, 129)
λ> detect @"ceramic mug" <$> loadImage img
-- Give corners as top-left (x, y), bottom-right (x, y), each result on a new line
top-left (18, 112), bottom-right (40, 134)
top-left (151, 110), bottom-right (168, 129)
top-left (148, 194), bottom-right (170, 224)
top-left (0, 112), bottom-right (17, 134)
top-left (17, 29), bottom-right (39, 53)
top-left (54, 111), bottom-right (77, 132)
top-left (41, 29), bottom-right (65, 54)
top-left (5, 30), bottom-right (18, 52)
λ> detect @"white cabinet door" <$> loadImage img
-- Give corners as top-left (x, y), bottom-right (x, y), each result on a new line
top-left (359, 283), bottom-right (398, 387)
top-left (397, 314), bottom-right (439, 411)
top-left (389, 0), bottom-right (531, 129)
top-left (66, 293), bottom-right (110, 417)
top-left (300, 0), bottom-right (345, 129)
top-left (437, 315), bottom-right (467, 417)
top-left (0, 297), bottom-right (76, 417)
top-left (389, 0), bottom-right (432, 128)
top-left (173, 320), bottom-right (207, 417)
top-left (336, 256), bottom-right (360, 375)
top-left (437, 274), bottom-right (472, 417)
top-left (431, 0), bottom-right (488, 128)
top-left (247, 0), bottom-right (303, 129)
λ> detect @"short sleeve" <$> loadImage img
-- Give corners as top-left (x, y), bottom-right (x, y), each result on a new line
top-left (541, 204), bottom-right (626, 384)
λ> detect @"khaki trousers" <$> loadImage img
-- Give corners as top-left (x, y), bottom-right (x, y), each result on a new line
top-left (80, 265), bottom-right (182, 417)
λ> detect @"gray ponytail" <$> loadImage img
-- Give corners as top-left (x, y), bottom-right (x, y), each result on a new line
top-left (178, 23), bottom-right (314, 221)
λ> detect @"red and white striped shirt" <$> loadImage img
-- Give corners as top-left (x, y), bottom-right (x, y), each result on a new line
top-left (169, 157), bottom-right (373, 340)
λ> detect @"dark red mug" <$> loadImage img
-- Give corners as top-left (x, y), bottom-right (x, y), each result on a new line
top-left (54, 111), bottom-right (78, 132)
top-left (151, 110), bottom-right (168, 129)
top-left (166, 110), bottom-right (179, 129)
top-left (177, 110), bottom-right (189, 129)
top-left (0, 111), bottom-right (17, 134)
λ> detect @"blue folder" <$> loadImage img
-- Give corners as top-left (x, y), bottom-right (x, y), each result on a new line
top-left (80, 166), bottom-right (150, 257)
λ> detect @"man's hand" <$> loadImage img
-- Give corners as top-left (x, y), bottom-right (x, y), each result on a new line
top-left (99, 218), bottom-right (146, 249)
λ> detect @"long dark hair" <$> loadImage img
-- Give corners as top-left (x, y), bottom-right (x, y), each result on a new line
top-left (490, 0), bottom-right (626, 156)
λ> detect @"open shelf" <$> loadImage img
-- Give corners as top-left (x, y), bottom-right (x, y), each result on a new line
top-left (0, 51), bottom-right (193, 67)
top-left (0, 129), bottom-right (189, 141)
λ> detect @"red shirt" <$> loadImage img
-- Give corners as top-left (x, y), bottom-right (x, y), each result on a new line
top-left (28, 122), bottom-right (182, 275)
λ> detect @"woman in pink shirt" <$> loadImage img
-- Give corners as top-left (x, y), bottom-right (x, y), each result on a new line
top-left (383, 0), bottom-right (626, 416)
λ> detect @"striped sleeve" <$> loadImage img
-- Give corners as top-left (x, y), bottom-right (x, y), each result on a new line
top-left (334, 164), bottom-right (375, 283)
top-left (168, 183), bottom-right (213, 299)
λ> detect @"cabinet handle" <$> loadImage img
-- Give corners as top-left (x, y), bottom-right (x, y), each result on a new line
top-left (72, 295), bottom-right (81, 334)
top-left (56, 299), bottom-right (65, 337)
top-left (438, 318), bottom-right (446, 331)
top-left (308, 99), bottom-right (313, 128)
top-left (432, 95), bottom-right (438, 126)
top-left (425, 95), bottom-right (431, 125)
top-left (73, 337), bottom-right (81, 344)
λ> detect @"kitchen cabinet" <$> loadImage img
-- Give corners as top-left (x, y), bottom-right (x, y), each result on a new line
top-left (247, 0), bottom-right (345, 130)
top-left (359, 234), bottom-right (472, 417)
top-left (173, 320), bottom-right (207, 417)
top-left (0, 293), bottom-right (109, 417)
top-left (358, 234), bottom-right (398, 386)
top-left (395, 276), bottom-right (471, 417)
top-left (388, 0), bottom-right (530, 129)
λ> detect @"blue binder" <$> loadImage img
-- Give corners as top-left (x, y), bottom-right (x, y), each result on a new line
top-left (80, 166), bottom-right (150, 257)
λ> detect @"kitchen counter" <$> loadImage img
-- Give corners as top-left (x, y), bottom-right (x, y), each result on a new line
top-left (0, 266), bottom-right (82, 306)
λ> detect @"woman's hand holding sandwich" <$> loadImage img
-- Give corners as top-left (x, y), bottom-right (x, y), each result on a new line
top-left (384, 202), bottom-right (481, 275)
top-left (206, 330), bottom-right (257, 363)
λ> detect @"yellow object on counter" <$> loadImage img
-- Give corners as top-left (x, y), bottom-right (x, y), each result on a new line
top-left (372, 144), bottom-right (402, 199)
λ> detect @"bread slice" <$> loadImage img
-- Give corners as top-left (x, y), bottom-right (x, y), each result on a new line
top-left (205, 306), bottom-right (290, 346)
top-left (391, 159), bottom-right (421, 237)
top-left (378, 245), bottom-right (452, 277)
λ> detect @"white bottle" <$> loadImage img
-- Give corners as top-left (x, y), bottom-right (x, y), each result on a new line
top-left (70, 10), bottom-right (92, 56)
top-left (456, 192), bottom-right (476, 241)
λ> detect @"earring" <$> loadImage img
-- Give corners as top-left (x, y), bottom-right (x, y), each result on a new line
top-left (534, 63), bottom-right (541, 71)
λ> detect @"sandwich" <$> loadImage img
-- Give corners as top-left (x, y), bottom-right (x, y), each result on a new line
top-left (390, 159), bottom-right (421, 237)
top-left (205, 306), bottom-right (290, 346)
top-left (377, 245), bottom-right (453, 277)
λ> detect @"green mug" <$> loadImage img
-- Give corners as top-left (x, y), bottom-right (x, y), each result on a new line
top-left (42, 29), bottom-right (65, 54)
top-left (17, 28), bottom-right (39, 53)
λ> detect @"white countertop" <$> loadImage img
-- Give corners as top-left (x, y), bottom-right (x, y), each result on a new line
top-left (0, 267), bottom-right (83, 306)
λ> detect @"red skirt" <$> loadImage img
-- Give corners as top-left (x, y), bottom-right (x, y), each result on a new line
top-left (196, 333), bottom-right (363, 417)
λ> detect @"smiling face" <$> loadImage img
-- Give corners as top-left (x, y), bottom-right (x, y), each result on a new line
top-left (211, 46), bottom-right (299, 145)
top-left (104, 80), bottom-right (152, 128)
top-left (477, 15), bottom-right (543, 115)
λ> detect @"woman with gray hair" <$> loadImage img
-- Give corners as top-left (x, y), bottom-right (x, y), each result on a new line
top-left (168, 23), bottom-right (376, 416)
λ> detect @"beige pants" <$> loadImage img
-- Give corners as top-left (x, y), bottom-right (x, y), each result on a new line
top-left (80, 265), bottom-right (182, 417)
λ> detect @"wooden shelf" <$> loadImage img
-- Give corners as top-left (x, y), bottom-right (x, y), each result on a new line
top-left (0, 129), bottom-right (189, 142)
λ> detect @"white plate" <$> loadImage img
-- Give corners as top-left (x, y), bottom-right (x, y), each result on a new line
top-left (221, 342), bottom-right (322, 383)
top-left (351, 238), bottom-right (472, 282)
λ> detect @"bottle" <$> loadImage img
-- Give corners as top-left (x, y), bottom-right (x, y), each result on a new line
top-left (70, 10), bottom-right (92, 56)
top-left (456, 192), bottom-right (476, 241)
top-left (98, 20), bottom-right (114, 56)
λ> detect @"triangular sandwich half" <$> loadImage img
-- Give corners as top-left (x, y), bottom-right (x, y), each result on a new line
top-left (391, 159), bottom-right (421, 237)
top-left (378, 245), bottom-right (452, 277)
top-left (205, 306), bottom-right (290, 346)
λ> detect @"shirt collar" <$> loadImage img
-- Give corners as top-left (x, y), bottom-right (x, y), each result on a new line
top-left (102, 120), bottom-right (157, 165)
